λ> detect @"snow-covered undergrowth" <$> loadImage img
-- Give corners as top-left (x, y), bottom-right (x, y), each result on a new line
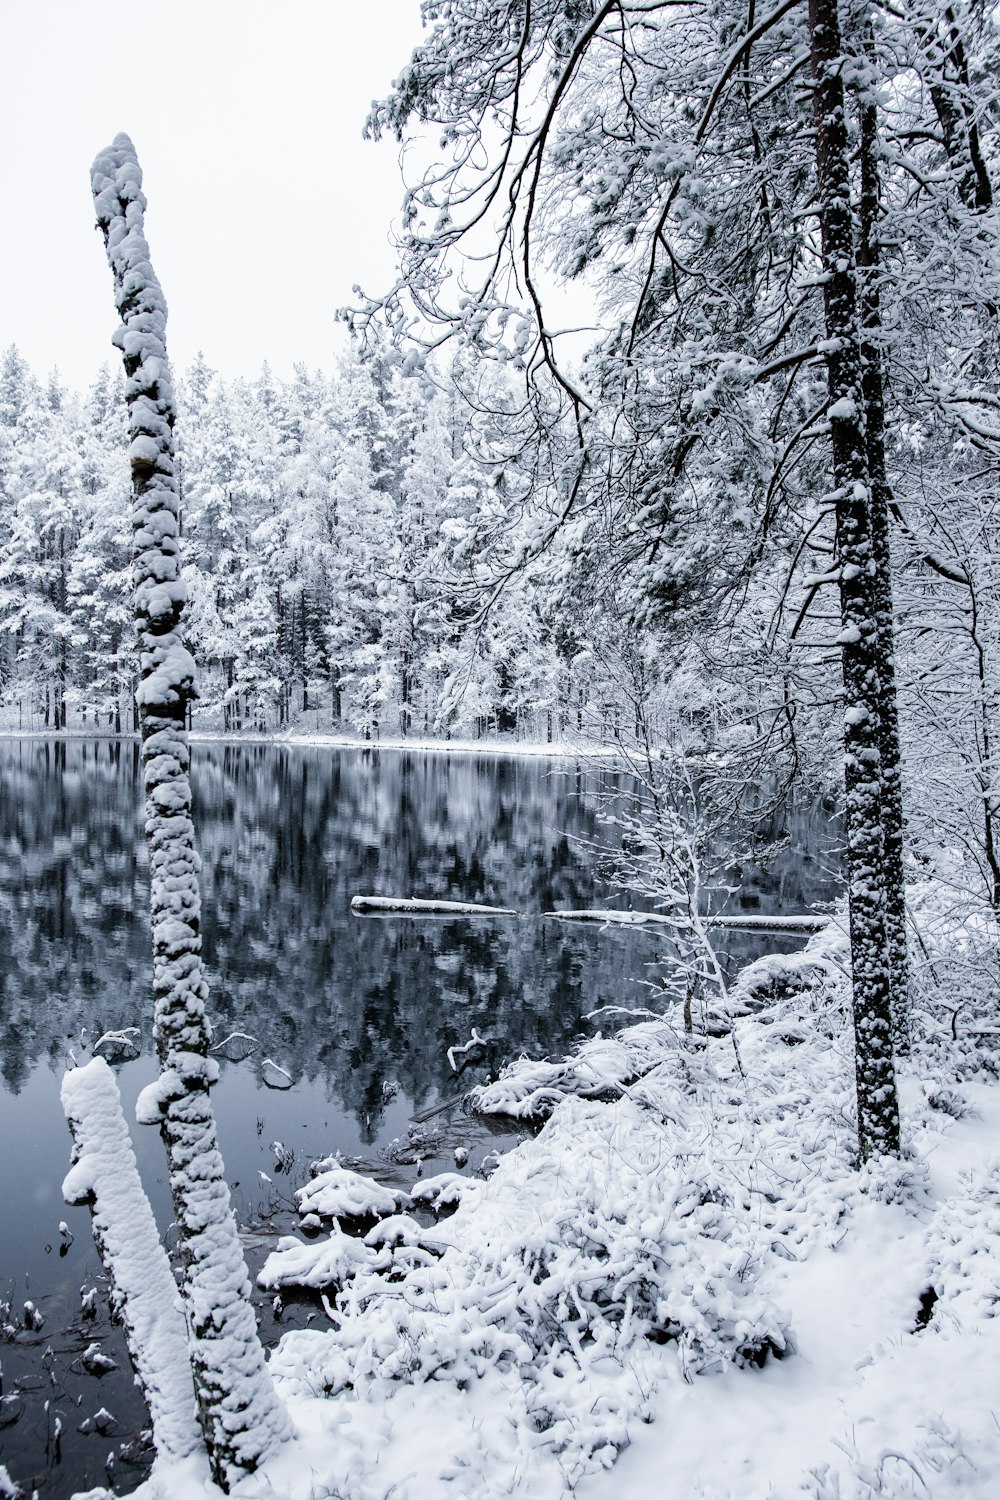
top-left (72, 893), bottom-right (1000, 1500)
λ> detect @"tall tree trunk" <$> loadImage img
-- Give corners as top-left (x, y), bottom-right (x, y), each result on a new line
top-left (91, 133), bottom-right (290, 1488)
top-left (857, 60), bottom-right (910, 1052)
top-left (808, 0), bottom-right (900, 1159)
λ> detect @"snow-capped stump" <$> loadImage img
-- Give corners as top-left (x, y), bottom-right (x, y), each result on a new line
top-left (257, 1226), bottom-right (378, 1292)
top-left (409, 1172), bottom-right (480, 1212)
top-left (22, 1301), bottom-right (43, 1332)
top-left (295, 1165), bottom-right (408, 1221)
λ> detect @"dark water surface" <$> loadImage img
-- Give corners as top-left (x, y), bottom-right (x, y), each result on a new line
top-left (0, 739), bottom-right (839, 1496)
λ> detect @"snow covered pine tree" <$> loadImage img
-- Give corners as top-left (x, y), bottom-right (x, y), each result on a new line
top-left (89, 133), bottom-right (291, 1486)
top-left (360, 0), bottom-right (914, 1160)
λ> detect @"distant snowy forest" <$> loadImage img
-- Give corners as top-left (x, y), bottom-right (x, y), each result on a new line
top-left (0, 344), bottom-right (645, 743)
top-left (1, 327), bottom-right (997, 912)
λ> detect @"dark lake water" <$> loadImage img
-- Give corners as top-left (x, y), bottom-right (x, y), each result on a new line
top-left (0, 738), bottom-right (840, 1497)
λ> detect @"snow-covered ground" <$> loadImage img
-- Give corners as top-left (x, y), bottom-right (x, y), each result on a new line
top-left (62, 911), bottom-right (1000, 1500)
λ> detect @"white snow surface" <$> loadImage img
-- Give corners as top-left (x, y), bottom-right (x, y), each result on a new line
top-left (294, 1164), bottom-right (408, 1219)
top-left (73, 915), bottom-right (1000, 1500)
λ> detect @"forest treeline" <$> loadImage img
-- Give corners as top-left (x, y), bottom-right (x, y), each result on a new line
top-left (0, 342), bottom-right (640, 743)
top-left (1, 317), bottom-right (998, 918)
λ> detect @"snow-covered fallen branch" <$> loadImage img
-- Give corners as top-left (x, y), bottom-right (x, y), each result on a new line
top-left (351, 894), bottom-right (519, 916)
top-left (544, 907), bottom-right (829, 933)
top-left (447, 1028), bottom-right (487, 1070)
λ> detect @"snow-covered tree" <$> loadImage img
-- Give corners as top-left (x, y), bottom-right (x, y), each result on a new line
top-left (89, 132), bottom-right (290, 1486)
top-left (355, 0), bottom-right (947, 1157)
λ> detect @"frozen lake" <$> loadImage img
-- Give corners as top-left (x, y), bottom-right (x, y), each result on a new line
top-left (0, 738), bottom-right (839, 1496)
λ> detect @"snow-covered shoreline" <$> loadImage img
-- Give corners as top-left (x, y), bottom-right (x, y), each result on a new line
top-left (64, 896), bottom-right (1000, 1500)
top-left (0, 726), bottom-right (624, 761)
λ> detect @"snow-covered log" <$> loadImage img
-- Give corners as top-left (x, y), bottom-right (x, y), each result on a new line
top-left (61, 1058), bottom-right (201, 1464)
top-left (351, 894), bottom-right (518, 915)
top-left (90, 133), bottom-right (290, 1487)
top-left (544, 908), bottom-right (829, 934)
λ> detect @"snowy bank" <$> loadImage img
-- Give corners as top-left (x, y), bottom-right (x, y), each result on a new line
top-left (67, 901), bottom-right (1000, 1500)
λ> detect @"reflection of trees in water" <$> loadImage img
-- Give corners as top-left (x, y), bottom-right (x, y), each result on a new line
top-left (0, 741), bottom-right (839, 1134)
top-left (0, 739), bottom-right (150, 1092)
top-left (192, 748), bottom-right (641, 1137)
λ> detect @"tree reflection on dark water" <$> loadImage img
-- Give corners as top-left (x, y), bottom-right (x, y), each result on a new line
top-left (0, 738), bottom-right (839, 1497)
top-left (1, 739), bottom-right (839, 1122)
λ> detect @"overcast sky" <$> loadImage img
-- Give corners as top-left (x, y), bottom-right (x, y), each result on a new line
top-left (0, 0), bottom-right (426, 392)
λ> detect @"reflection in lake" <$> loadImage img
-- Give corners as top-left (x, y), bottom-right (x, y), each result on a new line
top-left (0, 738), bottom-right (839, 1496)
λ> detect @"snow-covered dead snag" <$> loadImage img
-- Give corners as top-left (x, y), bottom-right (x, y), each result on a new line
top-left (90, 133), bottom-right (290, 1487)
top-left (61, 1057), bottom-right (201, 1463)
top-left (351, 894), bottom-right (518, 915)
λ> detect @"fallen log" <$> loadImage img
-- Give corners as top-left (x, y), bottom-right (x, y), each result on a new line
top-left (351, 895), bottom-right (518, 917)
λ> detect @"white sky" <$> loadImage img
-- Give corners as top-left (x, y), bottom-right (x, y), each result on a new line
top-left (0, 0), bottom-right (427, 392)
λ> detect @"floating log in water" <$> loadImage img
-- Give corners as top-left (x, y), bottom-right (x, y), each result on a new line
top-left (706, 914), bottom-right (829, 933)
top-left (352, 896), bottom-right (827, 933)
top-left (544, 909), bottom-right (829, 934)
top-left (543, 909), bottom-right (659, 927)
top-left (351, 895), bottom-right (519, 917)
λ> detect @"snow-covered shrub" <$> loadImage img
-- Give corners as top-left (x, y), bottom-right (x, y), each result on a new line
top-left (265, 927), bottom-right (876, 1487)
top-left (271, 1088), bottom-right (790, 1480)
top-left (923, 1162), bottom-right (1000, 1322)
top-left (468, 1023), bottom-right (682, 1119)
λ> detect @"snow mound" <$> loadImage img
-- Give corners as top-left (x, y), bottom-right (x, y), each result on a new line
top-left (408, 1171), bottom-right (479, 1210)
top-left (257, 1226), bottom-right (378, 1292)
top-left (296, 1165), bottom-right (408, 1220)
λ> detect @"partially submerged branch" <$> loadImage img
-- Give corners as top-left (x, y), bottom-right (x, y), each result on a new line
top-left (62, 1057), bottom-right (201, 1465)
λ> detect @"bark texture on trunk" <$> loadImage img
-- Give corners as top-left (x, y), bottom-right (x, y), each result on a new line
top-left (808, 2), bottom-right (901, 1160)
top-left (90, 133), bottom-right (291, 1489)
top-left (857, 69), bottom-right (910, 1052)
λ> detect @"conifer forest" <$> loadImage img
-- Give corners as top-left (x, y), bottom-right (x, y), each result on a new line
top-left (2, 4), bottom-right (1000, 1499)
